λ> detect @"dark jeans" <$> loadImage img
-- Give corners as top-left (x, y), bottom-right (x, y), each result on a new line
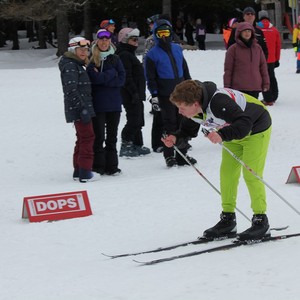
top-left (73, 120), bottom-right (95, 171)
top-left (121, 101), bottom-right (145, 146)
top-left (262, 63), bottom-right (278, 103)
top-left (92, 111), bottom-right (121, 173)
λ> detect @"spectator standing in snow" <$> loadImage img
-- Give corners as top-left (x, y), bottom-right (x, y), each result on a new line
top-left (174, 17), bottom-right (184, 40)
top-left (185, 18), bottom-right (195, 46)
top-left (86, 29), bottom-right (126, 176)
top-left (144, 19), bottom-right (196, 167)
top-left (195, 18), bottom-right (206, 50)
top-left (227, 7), bottom-right (268, 60)
top-left (142, 14), bottom-right (164, 153)
top-left (223, 18), bottom-right (238, 49)
top-left (292, 16), bottom-right (300, 73)
top-left (58, 37), bottom-right (100, 183)
top-left (100, 19), bottom-right (118, 48)
top-left (115, 27), bottom-right (151, 157)
top-left (257, 10), bottom-right (281, 106)
top-left (224, 22), bottom-right (270, 99)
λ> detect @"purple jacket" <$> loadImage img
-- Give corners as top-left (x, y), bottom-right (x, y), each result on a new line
top-left (224, 22), bottom-right (270, 92)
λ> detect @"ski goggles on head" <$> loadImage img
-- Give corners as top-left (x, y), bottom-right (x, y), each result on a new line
top-left (97, 30), bottom-right (112, 40)
top-left (156, 29), bottom-right (171, 38)
top-left (68, 39), bottom-right (91, 47)
top-left (103, 19), bottom-right (115, 27)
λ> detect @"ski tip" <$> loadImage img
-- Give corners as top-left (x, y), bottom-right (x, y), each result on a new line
top-left (133, 259), bottom-right (147, 265)
top-left (101, 252), bottom-right (113, 258)
top-left (270, 225), bottom-right (289, 231)
top-left (101, 252), bottom-right (122, 259)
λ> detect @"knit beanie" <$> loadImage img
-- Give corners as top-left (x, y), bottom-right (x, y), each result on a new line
top-left (258, 10), bottom-right (269, 20)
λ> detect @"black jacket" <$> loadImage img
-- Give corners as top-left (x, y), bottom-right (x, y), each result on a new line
top-left (176, 81), bottom-right (272, 144)
top-left (115, 43), bottom-right (146, 103)
top-left (59, 52), bottom-right (95, 123)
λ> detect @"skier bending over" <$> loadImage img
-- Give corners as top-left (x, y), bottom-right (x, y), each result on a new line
top-left (162, 79), bottom-right (272, 241)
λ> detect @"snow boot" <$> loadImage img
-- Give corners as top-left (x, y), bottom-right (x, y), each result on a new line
top-left (105, 168), bottom-right (122, 176)
top-left (79, 168), bottom-right (101, 183)
top-left (237, 214), bottom-right (270, 241)
top-left (176, 155), bottom-right (197, 166)
top-left (203, 212), bottom-right (237, 239)
top-left (165, 156), bottom-right (177, 167)
top-left (134, 145), bottom-right (151, 155)
top-left (119, 141), bottom-right (139, 157)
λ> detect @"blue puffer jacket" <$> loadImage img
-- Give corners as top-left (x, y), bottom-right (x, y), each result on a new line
top-left (59, 52), bottom-right (95, 123)
top-left (144, 19), bottom-right (191, 97)
top-left (87, 54), bottom-right (126, 112)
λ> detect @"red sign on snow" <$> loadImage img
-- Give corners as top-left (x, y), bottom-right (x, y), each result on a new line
top-left (22, 190), bottom-right (92, 222)
top-left (286, 166), bottom-right (300, 184)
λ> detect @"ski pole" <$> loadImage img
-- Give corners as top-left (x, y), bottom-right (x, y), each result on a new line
top-left (201, 127), bottom-right (300, 216)
top-left (172, 143), bottom-right (251, 222)
top-left (220, 142), bottom-right (300, 216)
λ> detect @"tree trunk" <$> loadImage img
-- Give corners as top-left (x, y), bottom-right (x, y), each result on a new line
top-left (37, 21), bottom-right (47, 49)
top-left (26, 21), bottom-right (36, 42)
top-left (56, 4), bottom-right (69, 57)
top-left (162, 0), bottom-right (172, 20)
top-left (83, 1), bottom-right (93, 41)
top-left (10, 20), bottom-right (19, 50)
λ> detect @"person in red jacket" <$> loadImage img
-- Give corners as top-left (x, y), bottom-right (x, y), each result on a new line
top-left (257, 10), bottom-right (281, 106)
top-left (224, 22), bottom-right (270, 99)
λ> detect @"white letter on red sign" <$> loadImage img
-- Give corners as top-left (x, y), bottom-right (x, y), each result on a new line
top-left (36, 202), bottom-right (47, 212)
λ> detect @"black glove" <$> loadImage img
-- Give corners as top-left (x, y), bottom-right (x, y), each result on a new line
top-left (274, 61), bottom-right (280, 68)
top-left (151, 96), bottom-right (161, 112)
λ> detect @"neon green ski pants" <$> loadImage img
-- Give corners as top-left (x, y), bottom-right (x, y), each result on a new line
top-left (220, 126), bottom-right (272, 214)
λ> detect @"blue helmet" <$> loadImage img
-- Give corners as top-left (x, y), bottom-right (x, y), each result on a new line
top-left (147, 14), bottom-right (160, 25)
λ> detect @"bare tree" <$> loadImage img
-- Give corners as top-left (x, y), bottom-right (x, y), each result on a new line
top-left (55, 3), bottom-right (70, 56)
top-left (0, 0), bottom-right (91, 53)
top-left (162, 0), bottom-right (172, 20)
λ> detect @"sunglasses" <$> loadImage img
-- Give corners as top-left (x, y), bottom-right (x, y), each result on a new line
top-left (97, 31), bottom-right (112, 39)
top-left (68, 39), bottom-right (91, 47)
top-left (245, 12), bottom-right (255, 16)
top-left (129, 37), bottom-right (139, 42)
top-left (156, 29), bottom-right (171, 38)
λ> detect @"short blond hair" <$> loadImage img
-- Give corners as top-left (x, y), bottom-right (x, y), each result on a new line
top-left (170, 80), bottom-right (203, 105)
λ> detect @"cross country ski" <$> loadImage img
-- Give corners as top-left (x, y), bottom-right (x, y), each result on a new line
top-left (101, 226), bottom-right (288, 259)
top-left (133, 232), bottom-right (300, 265)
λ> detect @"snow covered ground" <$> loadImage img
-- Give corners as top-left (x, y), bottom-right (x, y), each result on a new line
top-left (1, 38), bottom-right (300, 300)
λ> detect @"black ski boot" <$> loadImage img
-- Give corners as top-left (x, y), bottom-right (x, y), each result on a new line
top-left (202, 212), bottom-right (237, 240)
top-left (238, 214), bottom-right (270, 241)
top-left (176, 155), bottom-right (197, 166)
top-left (165, 156), bottom-right (177, 167)
top-left (119, 141), bottom-right (139, 157)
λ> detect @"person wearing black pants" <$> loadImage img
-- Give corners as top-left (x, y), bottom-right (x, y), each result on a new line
top-left (159, 96), bottom-right (190, 164)
top-left (92, 112), bottom-right (121, 175)
top-left (87, 29), bottom-right (126, 175)
top-left (121, 100), bottom-right (145, 149)
top-left (116, 27), bottom-right (151, 157)
top-left (144, 19), bottom-right (196, 167)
